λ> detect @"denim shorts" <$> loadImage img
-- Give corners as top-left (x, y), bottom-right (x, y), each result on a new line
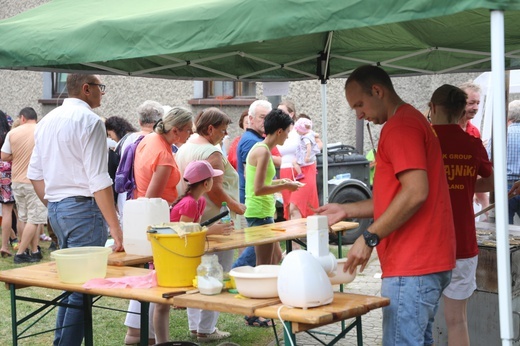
top-left (381, 271), bottom-right (452, 346)
top-left (48, 196), bottom-right (107, 249)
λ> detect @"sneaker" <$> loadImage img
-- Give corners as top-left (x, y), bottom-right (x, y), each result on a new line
top-left (189, 330), bottom-right (198, 339)
top-left (197, 328), bottom-right (231, 343)
top-left (10, 238), bottom-right (19, 251)
top-left (40, 234), bottom-right (52, 241)
top-left (294, 173), bottom-right (305, 181)
top-left (14, 253), bottom-right (39, 264)
top-left (31, 250), bottom-right (43, 261)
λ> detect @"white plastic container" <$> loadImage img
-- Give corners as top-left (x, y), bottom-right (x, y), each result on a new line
top-left (230, 265), bottom-right (280, 298)
top-left (329, 258), bottom-right (357, 285)
top-left (278, 250), bottom-right (333, 309)
top-left (123, 197), bottom-right (170, 255)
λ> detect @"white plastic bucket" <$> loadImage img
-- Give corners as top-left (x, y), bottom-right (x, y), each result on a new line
top-left (51, 246), bottom-right (112, 284)
top-left (123, 197), bottom-right (170, 256)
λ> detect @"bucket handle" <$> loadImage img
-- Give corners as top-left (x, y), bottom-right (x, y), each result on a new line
top-left (150, 234), bottom-right (209, 259)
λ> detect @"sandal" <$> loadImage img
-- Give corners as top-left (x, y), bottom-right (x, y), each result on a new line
top-left (244, 315), bottom-right (273, 327)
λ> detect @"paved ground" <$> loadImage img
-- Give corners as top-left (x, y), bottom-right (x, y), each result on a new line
top-left (267, 247), bottom-right (384, 346)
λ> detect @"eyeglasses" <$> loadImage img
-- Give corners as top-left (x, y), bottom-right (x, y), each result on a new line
top-left (87, 83), bottom-right (106, 92)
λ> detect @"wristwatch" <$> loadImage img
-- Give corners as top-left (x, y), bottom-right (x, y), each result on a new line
top-left (363, 230), bottom-right (380, 247)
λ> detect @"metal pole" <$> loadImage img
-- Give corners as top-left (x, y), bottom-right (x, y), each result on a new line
top-left (490, 10), bottom-right (514, 346)
top-left (321, 82), bottom-right (328, 204)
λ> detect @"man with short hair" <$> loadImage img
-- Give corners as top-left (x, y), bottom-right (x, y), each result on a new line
top-left (458, 82), bottom-right (482, 137)
top-left (237, 99), bottom-right (272, 204)
top-left (28, 74), bottom-right (123, 346)
top-left (317, 65), bottom-right (456, 346)
top-left (459, 82), bottom-right (490, 218)
top-left (1, 107), bottom-right (47, 264)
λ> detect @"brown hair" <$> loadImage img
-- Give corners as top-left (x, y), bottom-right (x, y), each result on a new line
top-left (278, 100), bottom-right (296, 116)
top-left (345, 65), bottom-right (395, 95)
top-left (430, 84), bottom-right (467, 123)
top-left (238, 110), bottom-right (248, 129)
top-left (195, 107), bottom-right (232, 136)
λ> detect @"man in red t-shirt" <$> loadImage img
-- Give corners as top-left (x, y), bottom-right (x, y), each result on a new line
top-left (317, 65), bottom-right (456, 346)
top-left (459, 82), bottom-right (490, 219)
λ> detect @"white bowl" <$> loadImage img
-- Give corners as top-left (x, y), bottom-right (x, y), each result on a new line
top-left (229, 265), bottom-right (280, 298)
top-left (329, 258), bottom-right (357, 285)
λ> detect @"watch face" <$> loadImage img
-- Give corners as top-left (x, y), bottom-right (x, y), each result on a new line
top-left (364, 230), bottom-right (379, 247)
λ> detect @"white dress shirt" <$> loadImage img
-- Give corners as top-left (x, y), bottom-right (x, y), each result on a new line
top-left (27, 98), bottom-right (112, 202)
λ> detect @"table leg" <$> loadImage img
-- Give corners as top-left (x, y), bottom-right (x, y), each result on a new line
top-left (286, 239), bottom-right (293, 253)
top-left (283, 321), bottom-right (297, 345)
top-left (355, 316), bottom-right (362, 346)
top-left (9, 284), bottom-right (18, 346)
top-left (83, 294), bottom-right (93, 346)
top-left (140, 301), bottom-right (150, 346)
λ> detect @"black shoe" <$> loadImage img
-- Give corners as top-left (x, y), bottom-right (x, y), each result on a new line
top-left (14, 253), bottom-right (39, 264)
top-left (48, 242), bottom-right (57, 252)
top-left (31, 250), bottom-right (43, 260)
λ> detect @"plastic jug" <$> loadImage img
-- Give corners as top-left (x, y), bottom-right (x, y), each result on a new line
top-left (123, 197), bottom-right (170, 255)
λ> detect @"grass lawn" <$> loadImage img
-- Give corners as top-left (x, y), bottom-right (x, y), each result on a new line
top-left (0, 240), bottom-right (280, 346)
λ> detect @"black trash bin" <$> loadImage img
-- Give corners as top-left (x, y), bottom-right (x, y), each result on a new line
top-left (316, 145), bottom-right (372, 244)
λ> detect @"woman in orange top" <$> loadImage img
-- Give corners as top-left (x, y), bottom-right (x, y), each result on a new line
top-left (133, 107), bottom-right (194, 204)
top-left (126, 106), bottom-right (193, 345)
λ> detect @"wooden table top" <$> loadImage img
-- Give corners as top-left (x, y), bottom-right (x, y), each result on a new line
top-left (174, 291), bottom-right (389, 332)
top-left (0, 262), bottom-right (191, 305)
top-left (108, 219), bottom-right (358, 266)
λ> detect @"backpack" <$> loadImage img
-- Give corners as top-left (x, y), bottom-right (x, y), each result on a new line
top-left (114, 135), bottom-right (144, 198)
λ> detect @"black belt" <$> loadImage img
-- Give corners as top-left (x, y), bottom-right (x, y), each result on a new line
top-left (74, 196), bottom-right (93, 202)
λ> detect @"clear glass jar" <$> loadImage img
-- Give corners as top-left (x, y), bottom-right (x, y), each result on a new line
top-left (197, 254), bottom-right (224, 295)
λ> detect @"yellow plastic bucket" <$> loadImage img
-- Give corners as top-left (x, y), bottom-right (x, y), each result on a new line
top-left (148, 230), bottom-right (207, 287)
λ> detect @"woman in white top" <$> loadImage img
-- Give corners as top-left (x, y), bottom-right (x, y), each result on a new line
top-left (277, 101), bottom-right (319, 220)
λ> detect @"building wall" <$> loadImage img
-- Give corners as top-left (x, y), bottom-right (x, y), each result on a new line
top-left (0, 0), bottom-right (480, 154)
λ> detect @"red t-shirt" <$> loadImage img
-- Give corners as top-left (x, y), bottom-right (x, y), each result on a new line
top-left (227, 136), bottom-right (241, 170)
top-left (465, 121), bottom-right (481, 139)
top-left (433, 124), bottom-right (492, 259)
top-left (374, 104), bottom-right (456, 277)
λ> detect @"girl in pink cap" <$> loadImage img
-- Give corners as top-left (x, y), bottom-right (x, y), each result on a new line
top-left (153, 160), bottom-right (234, 344)
top-left (169, 159), bottom-right (234, 236)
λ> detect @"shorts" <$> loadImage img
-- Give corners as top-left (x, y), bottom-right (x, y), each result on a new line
top-left (442, 255), bottom-right (478, 300)
top-left (12, 182), bottom-right (48, 224)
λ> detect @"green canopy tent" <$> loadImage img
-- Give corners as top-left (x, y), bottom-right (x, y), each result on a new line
top-left (1, 1), bottom-right (519, 343)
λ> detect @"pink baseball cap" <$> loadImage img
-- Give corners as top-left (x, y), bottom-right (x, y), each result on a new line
top-left (183, 160), bottom-right (223, 184)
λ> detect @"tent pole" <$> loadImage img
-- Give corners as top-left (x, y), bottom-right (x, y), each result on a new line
top-left (490, 10), bottom-right (514, 346)
top-left (321, 81), bottom-right (328, 204)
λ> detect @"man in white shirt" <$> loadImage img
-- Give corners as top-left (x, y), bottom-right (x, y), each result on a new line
top-left (27, 73), bottom-right (123, 346)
